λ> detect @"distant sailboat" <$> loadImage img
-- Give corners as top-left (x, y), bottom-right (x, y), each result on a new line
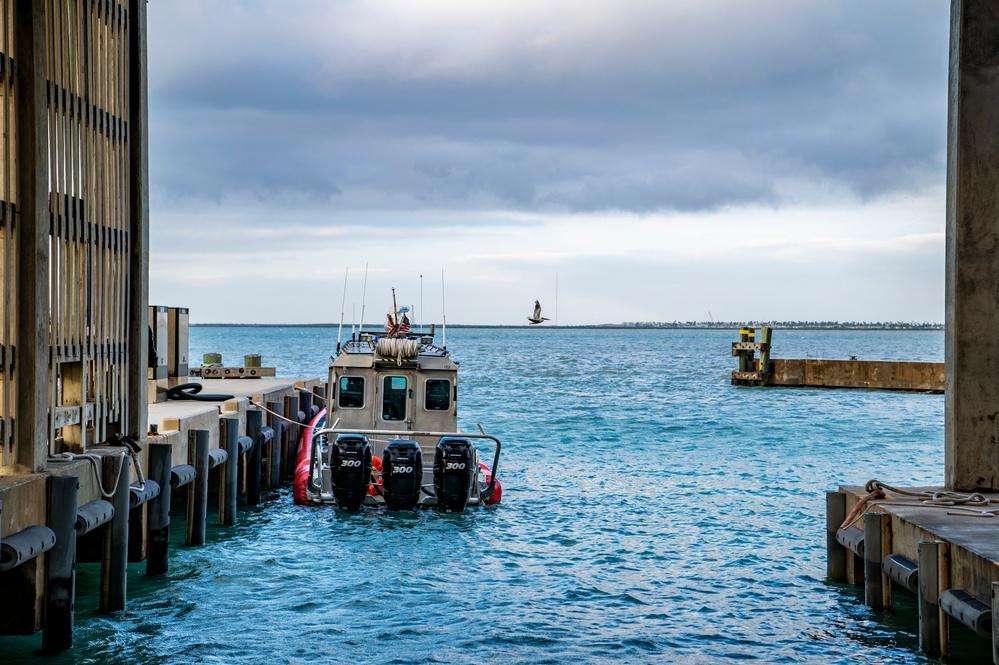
top-left (527, 300), bottom-right (550, 325)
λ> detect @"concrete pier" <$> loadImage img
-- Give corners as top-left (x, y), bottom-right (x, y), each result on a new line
top-left (945, 0), bottom-right (999, 493)
top-left (731, 328), bottom-right (944, 392)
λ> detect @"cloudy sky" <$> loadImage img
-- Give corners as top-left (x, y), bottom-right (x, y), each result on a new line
top-left (147, 0), bottom-right (950, 325)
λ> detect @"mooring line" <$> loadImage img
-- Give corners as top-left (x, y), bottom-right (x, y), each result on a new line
top-left (839, 479), bottom-right (993, 530)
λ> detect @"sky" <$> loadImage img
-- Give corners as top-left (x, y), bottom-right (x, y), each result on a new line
top-left (147, 0), bottom-right (950, 325)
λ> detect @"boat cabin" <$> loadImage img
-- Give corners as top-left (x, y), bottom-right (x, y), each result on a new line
top-left (327, 329), bottom-right (457, 458)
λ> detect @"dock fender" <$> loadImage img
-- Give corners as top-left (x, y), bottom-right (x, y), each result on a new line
top-left (294, 409), bottom-right (326, 504)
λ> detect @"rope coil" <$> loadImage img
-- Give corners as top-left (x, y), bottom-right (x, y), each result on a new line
top-left (840, 479), bottom-right (997, 530)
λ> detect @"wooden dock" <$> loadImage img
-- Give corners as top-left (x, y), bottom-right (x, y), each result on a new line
top-left (0, 372), bottom-right (328, 640)
top-left (828, 484), bottom-right (999, 658)
top-left (731, 327), bottom-right (944, 392)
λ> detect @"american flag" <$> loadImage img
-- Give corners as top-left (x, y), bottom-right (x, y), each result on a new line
top-left (386, 312), bottom-right (411, 335)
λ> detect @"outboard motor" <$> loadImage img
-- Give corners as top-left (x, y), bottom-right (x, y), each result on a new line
top-left (433, 437), bottom-right (475, 512)
top-left (381, 440), bottom-right (423, 510)
top-left (330, 434), bottom-right (372, 510)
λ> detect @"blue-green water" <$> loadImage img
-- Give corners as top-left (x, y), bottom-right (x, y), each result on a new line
top-left (7, 328), bottom-right (976, 664)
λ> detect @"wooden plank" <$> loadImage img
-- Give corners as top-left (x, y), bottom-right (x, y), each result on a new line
top-left (731, 371), bottom-right (764, 382)
top-left (731, 341), bottom-right (770, 353)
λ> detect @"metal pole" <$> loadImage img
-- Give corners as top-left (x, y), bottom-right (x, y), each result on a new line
top-left (864, 512), bottom-right (884, 608)
top-left (825, 491), bottom-right (846, 582)
top-left (146, 443), bottom-right (172, 575)
top-left (187, 429), bottom-right (210, 546)
top-left (246, 410), bottom-right (262, 506)
top-left (100, 455), bottom-right (129, 612)
top-left (43, 475), bottom-right (79, 652)
top-left (222, 417), bottom-right (239, 525)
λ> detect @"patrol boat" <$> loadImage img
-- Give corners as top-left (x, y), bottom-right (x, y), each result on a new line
top-left (293, 303), bottom-right (502, 511)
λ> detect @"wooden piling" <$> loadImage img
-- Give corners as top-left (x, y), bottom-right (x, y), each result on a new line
top-left (758, 327), bottom-right (772, 382)
top-left (42, 475), bottom-right (78, 652)
top-left (284, 394), bottom-right (300, 479)
top-left (221, 417), bottom-right (239, 525)
top-left (918, 540), bottom-right (947, 656)
top-left (267, 401), bottom-right (283, 490)
top-left (246, 410), bottom-right (263, 506)
top-left (300, 390), bottom-right (314, 419)
top-left (100, 455), bottom-right (129, 612)
top-left (187, 430), bottom-right (210, 546)
top-left (864, 512), bottom-right (884, 609)
top-left (146, 443), bottom-right (172, 576)
top-left (826, 492), bottom-right (846, 582)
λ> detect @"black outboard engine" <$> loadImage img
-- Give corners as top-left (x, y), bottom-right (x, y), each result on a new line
top-left (330, 434), bottom-right (372, 510)
top-left (381, 440), bottom-right (424, 510)
top-left (433, 437), bottom-right (475, 512)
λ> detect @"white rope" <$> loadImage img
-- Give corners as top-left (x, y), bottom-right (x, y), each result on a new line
top-left (841, 479), bottom-right (995, 529)
top-left (375, 337), bottom-right (419, 364)
top-left (250, 401), bottom-right (306, 427)
top-left (49, 451), bottom-right (130, 499)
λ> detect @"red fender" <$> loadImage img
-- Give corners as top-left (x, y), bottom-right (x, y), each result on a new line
top-left (293, 408), bottom-right (326, 505)
top-left (480, 461), bottom-right (502, 504)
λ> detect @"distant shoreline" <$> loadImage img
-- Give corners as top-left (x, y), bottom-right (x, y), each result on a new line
top-left (190, 322), bottom-right (944, 331)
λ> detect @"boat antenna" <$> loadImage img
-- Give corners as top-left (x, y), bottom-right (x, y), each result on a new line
top-left (420, 274), bottom-right (424, 333)
top-left (441, 268), bottom-right (447, 350)
top-left (359, 262), bottom-right (369, 333)
top-left (351, 303), bottom-right (356, 339)
top-left (336, 267), bottom-right (349, 353)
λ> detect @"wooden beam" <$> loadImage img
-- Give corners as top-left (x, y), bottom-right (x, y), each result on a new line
top-left (126, 0), bottom-right (149, 441)
top-left (13, 0), bottom-right (51, 472)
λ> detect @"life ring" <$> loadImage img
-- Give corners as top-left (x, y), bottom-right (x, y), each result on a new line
top-left (368, 455), bottom-right (383, 495)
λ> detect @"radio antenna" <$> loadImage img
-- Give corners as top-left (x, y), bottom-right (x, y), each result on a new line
top-left (420, 274), bottom-right (424, 333)
top-left (359, 262), bottom-right (369, 332)
top-left (441, 269), bottom-right (447, 350)
top-left (336, 267), bottom-right (349, 353)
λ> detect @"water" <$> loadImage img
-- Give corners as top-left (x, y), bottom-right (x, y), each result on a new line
top-left (6, 327), bottom-right (975, 664)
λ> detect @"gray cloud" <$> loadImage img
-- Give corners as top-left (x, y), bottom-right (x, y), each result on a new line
top-left (148, 1), bottom-right (950, 218)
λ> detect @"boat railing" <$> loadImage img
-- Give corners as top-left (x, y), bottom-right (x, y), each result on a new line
top-left (339, 332), bottom-right (443, 356)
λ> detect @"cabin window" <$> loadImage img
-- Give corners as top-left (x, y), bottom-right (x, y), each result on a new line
top-left (338, 376), bottom-right (365, 408)
top-left (382, 376), bottom-right (408, 421)
top-left (425, 379), bottom-right (451, 411)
